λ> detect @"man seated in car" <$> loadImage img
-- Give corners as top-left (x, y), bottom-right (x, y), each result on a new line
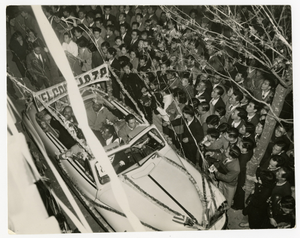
top-left (62, 106), bottom-right (78, 137)
top-left (100, 124), bottom-right (123, 147)
top-left (86, 95), bottom-right (118, 144)
top-left (118, 114), bottom-right (138, 143)
top-left (41, 111), bottom-right (76, 149)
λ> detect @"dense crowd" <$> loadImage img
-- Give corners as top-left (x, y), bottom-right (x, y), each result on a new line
top-left (7, 5), bottom-right (294, 230)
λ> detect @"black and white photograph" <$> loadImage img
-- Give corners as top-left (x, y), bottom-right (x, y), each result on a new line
top-left (5, 3), bottom-right (298, 237)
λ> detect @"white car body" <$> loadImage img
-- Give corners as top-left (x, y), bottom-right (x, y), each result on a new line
top-left (21, 71), bottom-right (227, 232)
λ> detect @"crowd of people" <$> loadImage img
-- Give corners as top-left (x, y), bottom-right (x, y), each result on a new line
top-left (7, 5), bottom-right (295, 230)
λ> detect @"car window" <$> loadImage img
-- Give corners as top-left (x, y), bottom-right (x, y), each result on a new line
top-left (110, 128), bottom-right (165, 174)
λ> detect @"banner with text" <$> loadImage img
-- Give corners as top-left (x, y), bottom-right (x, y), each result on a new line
top-left (34, 64), bottom-right (109, 111)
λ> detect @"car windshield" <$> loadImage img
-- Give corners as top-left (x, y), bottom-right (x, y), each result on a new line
top-left (110, 128), bottom-right (165, 174)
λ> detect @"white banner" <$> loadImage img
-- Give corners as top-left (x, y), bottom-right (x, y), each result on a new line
top-left (34, 64), bottom-right (109, 111)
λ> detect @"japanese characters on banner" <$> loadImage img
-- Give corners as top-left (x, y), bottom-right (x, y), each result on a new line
top-left (34, 64), bottom-right (109, 111)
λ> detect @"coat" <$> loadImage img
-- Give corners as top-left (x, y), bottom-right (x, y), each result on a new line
top-left (26, 51), bottom-right (52, 87)
top-left (172, 117), bottom-right (204, 164)
top-left (215, 154), bottom-right (240, 186)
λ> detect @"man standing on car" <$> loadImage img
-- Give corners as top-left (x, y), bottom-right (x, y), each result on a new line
top-left (26, 42), bottom-right (52, 90)
top-left (86, 96), bottom-right (118, 144)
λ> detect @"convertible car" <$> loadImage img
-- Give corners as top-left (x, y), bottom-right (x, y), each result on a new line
top-left (21, 66), bottom-right (227, 232)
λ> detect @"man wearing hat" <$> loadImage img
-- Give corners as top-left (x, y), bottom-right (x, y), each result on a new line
top-left (86, 95), bottom-right (118, 143)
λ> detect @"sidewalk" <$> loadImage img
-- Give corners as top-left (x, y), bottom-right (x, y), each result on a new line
top-left (227, 208), bottom-right (249, 230)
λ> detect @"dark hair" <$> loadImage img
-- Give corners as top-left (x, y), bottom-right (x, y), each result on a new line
top-left (248, 100), bottom-right (261, 112)
top-left (125, 114), bottom-right (135, 123)
top-left (11, 31), bottom-right (23, 42)
top-left (86, 11), bottom-right (95, 20)
top-left (131, 29), bottom-right (140, 36)
top-left (107, 47), bottom-right (117, 56)
top-left (206, 115), bottom-right (220, 127)
top-left (215, 85), bottom-right (224, 96)
top-left (119, 43), bottom-right (127, 51)
top-left (122, 61), bottom-right (133, 70)
top-left (73, 26), bottom-right (83, 34)
top-left (63, 6), bottom-right (72, 14)
top-left (240, 137), bottom-right (255, 152)
top-left (129, 49), bottom-right (138, 56)
top-left (195, 79), bottom-right (208, 89)
top-left (119, 23), bottom-right (128, 30)
top-left (228, 145), bottom-right (241, 159)
top-left (259, 170), bottom-right (276, 187)
top-left (106, 25), bottom-right (115, 32)
top-left (215, 106), bottom-right (226, 117)
top-left (101, 41), bottom-right (110, 48)
top-left (235, 107), bottom-right (248, 120)
top-left (136, 13), bottom-right (143, 18)
top-left (63, 31), bottom-right (72, 38)
top-left (139, 54), bottom-right (148, 62)
top-left (94, 17), bottom-right (103, 24)
top-left (191, 98), bottom-right (200, 108)
top-left (244, 122), bottom-right (255, 135)
top-left (207, 128), bottom-right (220, 140)
top-left (280, 195), bottom-right (295, 210)
top-left (182, 105), bottom-right (195, 117)
top-left (104, 6), bottom-right (112, 10)
top-left (218, 123), bottom-right (229, 133)
top-left (263, 78), bottom-right (275, 89)
top-left (77, 39), bottom-right (88, 48)
top-left (132, 21), bottom-right (139, 27)
top-left (119, 12), bottom-right (126, 18)
top-left (232, 90), bottom-right (244, 102)
top-left (93, 27), bottom-right (101, 34)
top-left (274, 140), bottom-right (287, 151)
top-left (174, 89), bottom-right (187, 104)
top-left (199, 101), bottom-right (210, 112)
top-left (270, 155), bottom-right (285, 168)
top-left (226, 127), bottom-right (239, 139)
top-left (101, 124), bottom-right (116, 136)
top-left (280, 167), bottom-right (293, 181)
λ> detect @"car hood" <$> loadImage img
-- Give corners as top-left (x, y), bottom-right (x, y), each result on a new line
top-left (98, 155), bottom-right (211, 231)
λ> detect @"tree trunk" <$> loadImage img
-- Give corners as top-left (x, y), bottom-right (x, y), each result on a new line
top-left (244, 84), bottom-right (290, 199)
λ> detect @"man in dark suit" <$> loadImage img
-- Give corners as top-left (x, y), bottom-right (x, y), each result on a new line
top-left (128, 29), bottom-right (139, 51)
top-left (26, 43), bottom-right (52, 90)
top-left (107, 47), bottom-right (121, 100)
top-left (195, 80), bottom-right (211, 103)
top-left (115, 13), bottom-right (131, 34)
top-left (119, 24), bottom-right (131, 47)
top-left (146, 6), bottom-right (158, 23)
top-left (105, 25), bottom-right (116, 47)
top-left (171, 105), bottom-right (204, 166)
top-left (209, 85), bottom-right (226, 114)
top-left (103, 6), bottom-right (116, 27)
top-left (246, 100), bottom-right (261, 127)
top-left (73, 26), bottom-right (89, 46)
